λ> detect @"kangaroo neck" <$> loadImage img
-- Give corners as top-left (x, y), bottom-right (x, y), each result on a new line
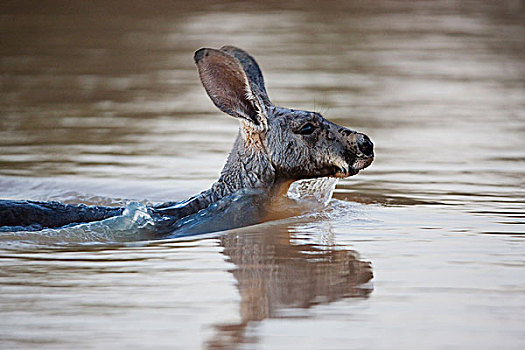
top-left (211, 129), bottom-right (277, 198)
top-left (154, 129), bottom-right (286, 220)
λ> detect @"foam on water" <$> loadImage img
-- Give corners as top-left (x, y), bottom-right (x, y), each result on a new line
top-left (287, 177), bottom-right (339, 206)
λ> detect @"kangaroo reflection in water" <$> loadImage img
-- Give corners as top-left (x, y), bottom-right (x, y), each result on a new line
top-left (207, 223), bottom-right (373, 349)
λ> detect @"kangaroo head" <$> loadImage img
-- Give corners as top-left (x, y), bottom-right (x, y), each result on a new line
top-left (194, 46), bottom-right (374, 191)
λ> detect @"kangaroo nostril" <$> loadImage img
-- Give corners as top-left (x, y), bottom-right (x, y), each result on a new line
top-left (358, 134), bottom-right (374, 156)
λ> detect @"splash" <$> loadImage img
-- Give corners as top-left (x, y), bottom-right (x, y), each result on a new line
top-left (287, 177), bottom-right (338, 206)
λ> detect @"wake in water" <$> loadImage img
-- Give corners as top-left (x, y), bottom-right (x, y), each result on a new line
top-left (0, 178), bottom-right (340, 245)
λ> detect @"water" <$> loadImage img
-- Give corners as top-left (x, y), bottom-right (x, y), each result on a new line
top-left (1, 1), bottom-right (524, 349)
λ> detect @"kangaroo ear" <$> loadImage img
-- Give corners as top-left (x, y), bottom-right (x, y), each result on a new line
top-left (194, 48), bottom-right (267, 132)
top-left (220, 45), bottom-right (271, 106)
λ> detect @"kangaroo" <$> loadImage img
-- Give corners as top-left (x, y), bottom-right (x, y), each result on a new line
top-left (0, 46), bottom-right (374, 235)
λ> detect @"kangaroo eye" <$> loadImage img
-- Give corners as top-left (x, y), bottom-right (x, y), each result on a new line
top-left (297, 123), bottom-right (315, 135)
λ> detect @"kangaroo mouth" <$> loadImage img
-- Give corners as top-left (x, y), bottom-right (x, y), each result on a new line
top-left (330, 156), bottom-right (374, 178)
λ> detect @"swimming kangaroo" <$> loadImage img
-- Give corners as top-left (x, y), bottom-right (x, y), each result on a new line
top-left (0, 46), bottom-right (374, 235)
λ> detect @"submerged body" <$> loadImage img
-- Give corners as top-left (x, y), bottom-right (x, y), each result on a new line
top-left (0, 46), bottom-right (373, 237)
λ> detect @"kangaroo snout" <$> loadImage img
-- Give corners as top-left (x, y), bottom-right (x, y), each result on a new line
top-left (356, 133), bottom-right (374, 157)
top-left (342, 132), bottom-right (374, 176)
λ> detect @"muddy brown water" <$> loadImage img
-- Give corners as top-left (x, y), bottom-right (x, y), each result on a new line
top-left (0, 1), bottom-right (524, 349)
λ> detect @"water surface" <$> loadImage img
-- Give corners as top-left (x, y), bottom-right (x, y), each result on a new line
top-left (1, 1), bottom-right (524, 349)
